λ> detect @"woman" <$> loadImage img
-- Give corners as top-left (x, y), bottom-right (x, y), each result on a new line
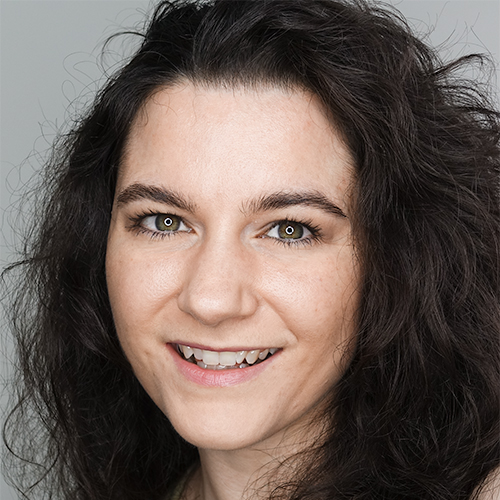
top-left (3, 1), bottom-right (499, 499)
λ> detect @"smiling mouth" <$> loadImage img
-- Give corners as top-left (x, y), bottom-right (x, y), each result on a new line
top-left (175, 344), bottom-right (279, 370)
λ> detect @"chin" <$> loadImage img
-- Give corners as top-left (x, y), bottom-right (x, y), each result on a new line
top-left (173, 418), bottom-right (266, 451)
top-left (163, 401), bottom-right (278, 451)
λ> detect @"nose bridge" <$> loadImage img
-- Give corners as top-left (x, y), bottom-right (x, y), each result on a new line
top-left (177, 232), bottom-right (257, 326)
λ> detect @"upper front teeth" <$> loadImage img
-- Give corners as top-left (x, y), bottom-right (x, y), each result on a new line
top-left (179, 344), bottom-right (277, 366)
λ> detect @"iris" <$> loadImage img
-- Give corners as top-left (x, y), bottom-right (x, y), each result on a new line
top-left (156, 214), bottom-right (181, 231)
top-left (278, 221), bottom-right (304, 239)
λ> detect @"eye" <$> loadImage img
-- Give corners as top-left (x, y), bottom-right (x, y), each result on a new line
top-left (140, 213), bottom-right (189, 235)
top-left (270, 221), bottom-right (305, 239)
top-left (266, 220), bottom-right (319, 246)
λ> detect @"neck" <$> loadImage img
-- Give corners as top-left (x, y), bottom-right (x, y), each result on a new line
top-left (196, 448), bottom-right (281, 500)
top-left (184, 419), bottom-right (325, 500)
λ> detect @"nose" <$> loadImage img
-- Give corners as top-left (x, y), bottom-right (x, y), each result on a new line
top-left (177, 237), bottom-right (259, 327)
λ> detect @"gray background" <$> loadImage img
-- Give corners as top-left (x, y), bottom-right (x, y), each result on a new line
top-left (1, 1), bottom-right (499, 498)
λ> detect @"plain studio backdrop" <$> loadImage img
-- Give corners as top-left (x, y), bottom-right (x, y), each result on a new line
top-left (0, 1), bottom-right (499, 499)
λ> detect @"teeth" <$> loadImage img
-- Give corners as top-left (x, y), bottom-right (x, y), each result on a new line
top-left (177, 344), bottom-right (278, 369)
top-left (203, 350), bottom-right (219, 366)
top-left (245, 350), bottom-right (260, 364)
top-left (235, 351), bottom-right (247, 364)
top-left (181, 345), bottom-right (194, 359)
top-left (219, 351), bottom-right (237, 365)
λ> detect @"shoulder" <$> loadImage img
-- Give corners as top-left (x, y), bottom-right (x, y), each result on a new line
top-left (477, 468), bottom-right (500, 500)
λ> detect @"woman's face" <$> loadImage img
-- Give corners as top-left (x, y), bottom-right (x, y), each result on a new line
top-left (106, 82), bottom-right (359, 452)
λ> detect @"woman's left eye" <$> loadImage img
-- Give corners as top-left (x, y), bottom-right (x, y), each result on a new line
top-left (265, 220), bottom-right (317, 245)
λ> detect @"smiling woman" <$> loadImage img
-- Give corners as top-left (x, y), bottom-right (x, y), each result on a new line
top-left (3, 1), bottom-right (500, 500)
top-left (106, 85), bottom-right (359, 455)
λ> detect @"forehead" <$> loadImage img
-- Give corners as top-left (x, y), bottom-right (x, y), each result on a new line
top-left (119, 82), bottom-right (354, 206)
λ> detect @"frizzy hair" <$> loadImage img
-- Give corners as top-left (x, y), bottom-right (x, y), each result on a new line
top-left (3, 0), bottom-right (499, 499)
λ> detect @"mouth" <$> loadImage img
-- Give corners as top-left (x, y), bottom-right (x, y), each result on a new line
top-left (174, 344), bottom-right (279, 370)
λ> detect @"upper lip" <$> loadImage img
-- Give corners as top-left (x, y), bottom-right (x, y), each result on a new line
top-left (170, 341), bottom-right (279, 352)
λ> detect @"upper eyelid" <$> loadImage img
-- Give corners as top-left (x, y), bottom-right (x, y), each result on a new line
top-left (273, 218), bottom-right (320, 232)
top-left (127, 211), bottom-right (181, 228)
top-left (125, 205), bottom-right (188, 218)
top-left (128, 210), bottom-right (183, 222)
top-left (267, 220), bottom-right (311, 233)
top-left (129, 210), bottom-right (316, 227)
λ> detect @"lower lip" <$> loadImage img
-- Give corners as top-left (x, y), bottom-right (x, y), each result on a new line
top-left (167, 344), bottom-right (277, 387)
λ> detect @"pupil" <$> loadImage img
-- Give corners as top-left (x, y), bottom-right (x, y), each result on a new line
top-left (279, 222), bottom-right (303, 239)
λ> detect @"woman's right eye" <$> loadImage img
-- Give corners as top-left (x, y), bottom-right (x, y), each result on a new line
top-left (139, 214), bottom-right (190, 236)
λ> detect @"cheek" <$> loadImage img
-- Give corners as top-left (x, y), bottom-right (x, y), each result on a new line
top-left (105, 244), bottom-right (185, 397)
top-left (259, 249), bottom-right (359, 340)
top-left (105, 244), bottom-right (183, 338)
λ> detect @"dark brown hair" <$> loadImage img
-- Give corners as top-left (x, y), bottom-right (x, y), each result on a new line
top-left (4, 1), bottom-right (499, 498)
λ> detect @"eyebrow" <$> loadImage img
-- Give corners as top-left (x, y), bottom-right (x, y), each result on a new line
top-left (116, 183), bottom-right (198, 213)
top-left (243, 190), bottom-right (347, 218)
top-left (116, 183), bottom-right (346, 218)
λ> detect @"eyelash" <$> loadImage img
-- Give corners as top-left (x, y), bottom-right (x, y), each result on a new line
top-left (264, 219), bottom-right (323, 247)
top-left (127, 210), bottom-right (187, 240)
top-left (126, 211), bottom-right (323, 247)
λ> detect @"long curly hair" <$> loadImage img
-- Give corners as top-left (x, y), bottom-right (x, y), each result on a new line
top-left (3, 1), bottom-right (499, 499)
